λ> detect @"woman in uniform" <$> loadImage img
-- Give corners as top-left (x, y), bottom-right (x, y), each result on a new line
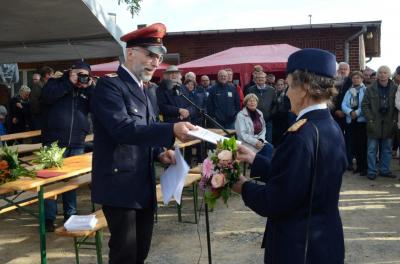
top-left (232, 48), bottom-right (348, 264)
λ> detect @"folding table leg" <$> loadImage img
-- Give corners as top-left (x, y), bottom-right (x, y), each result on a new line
top-left (38, 186), bottom-right (47, 264)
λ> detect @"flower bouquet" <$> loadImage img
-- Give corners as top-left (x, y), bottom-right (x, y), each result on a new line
top-left (0, 145), bottom-right (36, 184)
top-left (32, 142), bottom-right (66, 169)
top-left (199, 137), bottom-right (241, 209)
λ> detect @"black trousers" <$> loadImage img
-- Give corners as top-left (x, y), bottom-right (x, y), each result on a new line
top-left (350, 122), bottom-right (367, 172)
top-left (103, 205), bottom-right (155, 264)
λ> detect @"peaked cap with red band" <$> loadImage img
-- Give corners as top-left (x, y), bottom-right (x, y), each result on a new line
top-left (120, 23), bottom-right (167, 56)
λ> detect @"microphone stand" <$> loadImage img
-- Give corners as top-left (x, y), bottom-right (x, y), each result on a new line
top-left (174, 86), bottom-right (232, 264)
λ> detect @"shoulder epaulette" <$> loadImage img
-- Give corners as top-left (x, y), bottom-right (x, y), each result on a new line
top-left (287, 119), bottom-right (307, 132)
top-left (105, 73), bottom-right (118, 78)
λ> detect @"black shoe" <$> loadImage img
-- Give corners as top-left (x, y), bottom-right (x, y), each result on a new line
top-left (380, 173), bottom-right (396, 178)
top-left (45, 220), bottom-right (55, 232)
top-left (353, 169), bottom-right (360, 174)
top-left (347, 165), bottom-right (354, 171)
top-left (367, 174), bottom-right (377, 180)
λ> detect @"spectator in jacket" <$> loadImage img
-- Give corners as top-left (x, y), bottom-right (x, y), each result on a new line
top-left (195, 75), bottom-right (210, 113)
top-left (41, 61), bottom-right (94, 231)
top-left (207, 69), bottom-right (240, 129)
top-left (30, 66), bottom-right (54, 131)
top-left (243, 65), bottom-right (264, 96)
top-left (157, 65), bottom-right (196, 123)
top-left (7, 85), bottom-right (32, 135)
top-left (235, 93), bottom-right (266, 152)
top-left (271, 78), bottom-right (291, 145)
top-left (362, 65), bottom-right (397, 180)
top-left (0, 105), bottom-right (7, 136)
top-left (226, 68), bottom-right (244, 108)
top-left (247, 71), bottom-right (276, 142)
top-left (342, 71), bottom-right (367, 176)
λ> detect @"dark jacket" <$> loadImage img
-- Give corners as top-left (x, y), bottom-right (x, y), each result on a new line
top-left (41, 71), bottom-right (93, 148)
top-left (243, 109), bottom-right (347, 264)
top-left (7, 95), bottom-right (32, 133)
top-left (206, 82), bottom-right (240, 128)
top-left (156, 80), bottom-right (196, 123)
top-left (247, 85), bottom-right (276, 122)
top-left (90, 66), bottom-right (174, 209)
top-left (361, 79), bottom-right (397, 139)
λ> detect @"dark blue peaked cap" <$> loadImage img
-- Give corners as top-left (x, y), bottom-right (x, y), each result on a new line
top-left (286, 48), bottom-right (337, 78)
top-left (71, 60), bottom-right (91, 72)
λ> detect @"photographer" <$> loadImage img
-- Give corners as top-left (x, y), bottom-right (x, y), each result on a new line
top-left (362, 65), bottom-right (397, 180)
top-left (41, 61), bottom-right (94, 231)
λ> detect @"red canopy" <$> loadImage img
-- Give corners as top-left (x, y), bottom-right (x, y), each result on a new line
top-left (91, 60), bottom-right (169, 79)
top-left (178, 44), bottom-right (300, 86)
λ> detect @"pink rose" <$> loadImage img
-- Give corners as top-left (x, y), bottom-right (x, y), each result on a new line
top-left (211, 173), bottom-right (226, 188)
top-left (218, 150), bottom-right (233, 167)
top-left (202, 158), bottom-right (214, 179)
top-left (218, 150), bottom-right (233, 161)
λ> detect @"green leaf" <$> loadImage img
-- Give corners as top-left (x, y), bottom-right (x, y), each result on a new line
top-left (204, 190), bottom-right (218, 210)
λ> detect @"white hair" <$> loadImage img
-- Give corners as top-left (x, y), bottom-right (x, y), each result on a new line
top-left (377, 65), bottom-right (391, 76)
top-left (19, 85), bottom-right (31, 94)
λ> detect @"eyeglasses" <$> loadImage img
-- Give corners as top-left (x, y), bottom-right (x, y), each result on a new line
top-left (132, 48), bottom-right (163, 64)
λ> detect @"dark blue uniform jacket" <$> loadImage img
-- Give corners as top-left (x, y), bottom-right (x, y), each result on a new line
top-left (206, 82), bottom-right (240, 127)
top-left (242, 109), bottom-right (347, 264)
top-left (90, 66), bottom-right (174, 209)
top-left (41, 72), bottom-right (92, 148)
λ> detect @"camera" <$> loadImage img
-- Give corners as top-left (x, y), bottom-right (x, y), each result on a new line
top-left (77, 73), bottom-right (90, 84)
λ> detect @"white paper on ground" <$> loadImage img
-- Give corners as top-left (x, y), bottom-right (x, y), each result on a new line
top-left (160, 146), bottom-right (190, 205)
top-left (187, 126), bottom-right (241, 145)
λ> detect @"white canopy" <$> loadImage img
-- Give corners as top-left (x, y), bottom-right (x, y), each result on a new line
top-left (0, 0), bottom-right (125, 63)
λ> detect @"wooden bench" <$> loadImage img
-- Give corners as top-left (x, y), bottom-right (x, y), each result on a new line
top-left (55, 210), bottom-right (106, 264)
top-left (0, 174), bottom-right (91, 215)
top-left (156, 173), bottom-right (201, 223)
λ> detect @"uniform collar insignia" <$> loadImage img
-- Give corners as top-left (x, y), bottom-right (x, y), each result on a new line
top-left (288, 118), bottom-right (307, 132)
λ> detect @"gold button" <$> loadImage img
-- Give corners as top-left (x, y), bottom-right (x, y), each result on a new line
top-left (134, 109), bottom-right (138, 113)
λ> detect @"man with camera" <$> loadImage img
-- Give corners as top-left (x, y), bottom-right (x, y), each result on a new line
top-left (41, 61), bottom-right (94, 231)
top-left (362, 65), bottom-right (397, 180)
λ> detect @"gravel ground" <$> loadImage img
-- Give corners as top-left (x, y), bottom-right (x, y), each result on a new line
top-left (0, 162), bottom-right (400, 264)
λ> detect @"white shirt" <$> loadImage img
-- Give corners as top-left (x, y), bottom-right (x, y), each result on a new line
top-left (296, 103), bottom-right (328, 121)
top-left (121, 64), bottom-right (143, 90)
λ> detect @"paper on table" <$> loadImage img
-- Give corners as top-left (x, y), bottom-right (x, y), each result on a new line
top-left (160, 146), bottom-right (189, 205)
top-left (64, 215), bottom-right (98, 231)
top-left (187, 125), bottom-right (241, 145)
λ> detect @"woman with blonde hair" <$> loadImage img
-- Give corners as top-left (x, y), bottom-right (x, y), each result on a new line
top-left (234, 93), bottom-right (266, 152)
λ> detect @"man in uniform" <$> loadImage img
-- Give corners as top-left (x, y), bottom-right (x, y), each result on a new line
top-left (90, 23), bottom-right (195, 264)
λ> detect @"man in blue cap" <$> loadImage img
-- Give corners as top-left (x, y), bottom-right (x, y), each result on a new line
top-left (41, 60), bottom-right (94, 232)
top-left (90, 23), bottom-right (195, 264)
top-left (233, 48), bottom-right (347, 264)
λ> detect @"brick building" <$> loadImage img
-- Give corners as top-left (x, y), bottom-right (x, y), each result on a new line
top-left (163, 21), bottom-right (381, 73)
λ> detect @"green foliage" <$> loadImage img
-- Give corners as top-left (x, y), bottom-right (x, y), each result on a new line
top-left (0, 144), bottom-right (36, 184)
top-left (220, 187), bottom-right (230, 205)
top-left (118, 0), bottom-right (142, 17)
top-left (0, 143), bottom-right (20, 169)
top-left (9, 166), bottom-right (36, 180)
top-left (204, 190), bottom-right (217, 210)
top-left (33, 142), bottom-right (66, 169)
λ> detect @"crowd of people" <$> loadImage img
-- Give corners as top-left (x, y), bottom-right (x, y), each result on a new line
top-left (2, 57), bottom-right (400, 179)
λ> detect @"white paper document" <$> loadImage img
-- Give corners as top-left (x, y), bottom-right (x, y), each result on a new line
top-left (160, 146), bottom-right (190, 205)
top-left (187, 126), bottom-right (240, 145)
top-left (64, 215), bottom-right (98, 231)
